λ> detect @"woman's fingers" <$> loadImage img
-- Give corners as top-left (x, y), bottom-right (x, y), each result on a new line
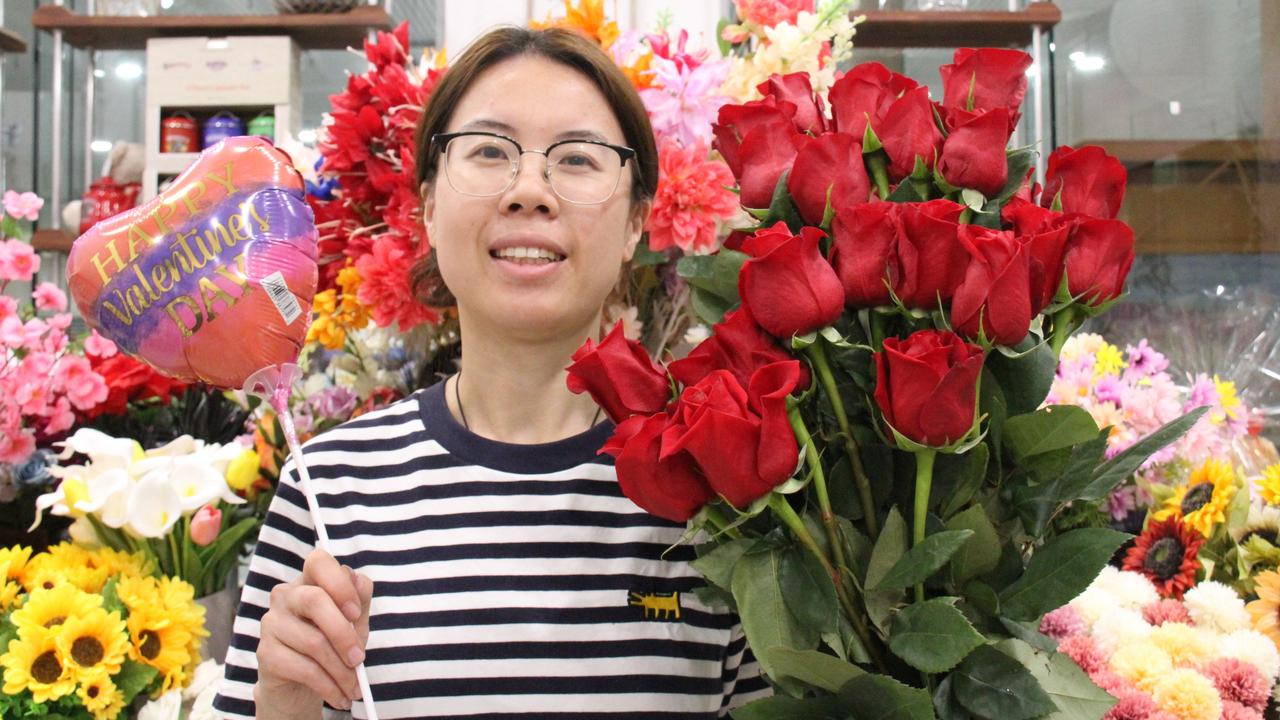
top-left (302, 550), bottom-right (365, 624)
top-left (259, 618), bottom-right (357, 711)
top-left (284, 578), bottom-right (367, 670)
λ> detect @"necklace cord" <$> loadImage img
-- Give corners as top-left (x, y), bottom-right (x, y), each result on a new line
top-left (453, 370), bottom-right (602, 433)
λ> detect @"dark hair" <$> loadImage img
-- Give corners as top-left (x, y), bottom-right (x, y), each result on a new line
top-left (409, 26), bottom-right (659, 308)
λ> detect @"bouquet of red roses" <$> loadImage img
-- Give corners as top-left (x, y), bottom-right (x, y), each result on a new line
top-left (568, 48), bottom-right (1204, 719)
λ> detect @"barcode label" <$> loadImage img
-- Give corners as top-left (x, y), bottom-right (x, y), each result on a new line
top-left (260, 271), bottom-right (302, 325)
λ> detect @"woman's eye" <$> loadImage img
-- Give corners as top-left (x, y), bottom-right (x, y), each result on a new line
top-left (469, 144), bottom-right (508, 161)
top-left (559, 153), bottom-right (601, 171)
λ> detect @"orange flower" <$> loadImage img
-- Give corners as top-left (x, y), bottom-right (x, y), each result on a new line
top-left (622, 50), bottom-right (655, 90)
top-left (1246, 570), bottom-right (1280, 650)
top-left (1123, 517), bottom-right (1204, 599)
top-left (531, 0), bottom-right (620, 50)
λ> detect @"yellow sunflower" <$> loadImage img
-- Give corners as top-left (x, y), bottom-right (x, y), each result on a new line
top-left (0, 545), bottom-right (32, 581)
top-left (91, 546), bottom-right (151, 581)
top-left (77, 672), bottom-right (126, 720)
top-left (0, 560), bottom-right (22, 612)
top-left (55, 606), bottom-right (130, 683)
top-left (1247, 570), bottom-right (1280, 650)
top-left (1257, 464), bottom-right (1280, 506)
top-left (0, 630), bottom-right (76, 703)
top-left (126, 606), bottom-right (197, 693)
top-left (9, 583), bottom-right (103, 642)
top-left (1152, 458), bottom-right (1238, 537)
top-left (20, 543), bottom-right (107, 594)
top-left (114, 573), bottom-right (162, 613)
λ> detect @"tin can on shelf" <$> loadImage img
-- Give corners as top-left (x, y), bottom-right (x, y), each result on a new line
top-left (247, 112), bottom-right (275, 140)
top-left (203, 111), bottom-right (245, 148)
top-left (161, 112), bottom-right (199, 153)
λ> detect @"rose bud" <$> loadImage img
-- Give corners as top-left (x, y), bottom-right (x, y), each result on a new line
top-left (874, 330), bottom-right (985, 447)
top-left (567, 321), bottom-right (671, 424)
top-left (739, 223), bottom-right (845, 339)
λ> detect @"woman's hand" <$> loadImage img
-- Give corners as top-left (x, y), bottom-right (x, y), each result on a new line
top-left (254, 549), bottom-right (374, 718)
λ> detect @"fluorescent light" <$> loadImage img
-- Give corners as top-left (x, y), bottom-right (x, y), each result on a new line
top-left (1069, 52), bottom-right (1105, 72)
top-left (161, 0), bottom-right (175, 7)
top-left (1169, 101), bottom-right (1181, 115)
top-left (93, 68), bottom-right (105, 78)
top-left (115, 62), bottom-right (143, 79)
top-left (297, 129), bottom-right (317, 144)
top-left (1025, 63), bottom-right (1038, 78)
top-left (91, 140), bottom-right (113, 153)
top-left (206, 39), bottom-right (229, 50)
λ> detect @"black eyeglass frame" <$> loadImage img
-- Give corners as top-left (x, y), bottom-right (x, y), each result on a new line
top-left (431, 131), bottom-right (637, 204)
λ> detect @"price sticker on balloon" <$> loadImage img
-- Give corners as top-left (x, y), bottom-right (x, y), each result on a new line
top-left (66, 135), bottom-right (380, 719)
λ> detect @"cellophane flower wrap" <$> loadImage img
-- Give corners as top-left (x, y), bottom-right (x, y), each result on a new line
top-left (0, 543), bottom-right (208, 719)
top-left (567, 48), bottom-right (1208, 720)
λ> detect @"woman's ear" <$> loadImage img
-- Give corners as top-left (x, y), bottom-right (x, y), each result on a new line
top-left (623, 198), bottom-right (652, 262)
top-left (421, 181), bottom-right (436, 234)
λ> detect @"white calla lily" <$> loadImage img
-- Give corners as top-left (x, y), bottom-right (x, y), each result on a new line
top-left (170, 460), bottom-right (237, 512)
top-left (126, 472), bottom-right (182, 538)
top-left (71, 467), bottom-right (130, 514)
top-left (54, 427), bottom-right (142, 469)
top-left (146, 434), bottom-right (201, 458)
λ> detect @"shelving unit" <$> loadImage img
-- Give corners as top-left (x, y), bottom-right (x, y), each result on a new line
top-left (852, 2), bottom-right (1060, 49)
top-left (0, 27), bottom-right (27, 53)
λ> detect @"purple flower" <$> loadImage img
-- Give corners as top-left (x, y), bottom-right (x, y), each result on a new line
top-left (1094, 375), bottom-right (1124, 405)
top-left (310, 386), bottom-right (358, 420)
top-left (1187, 373), bottom-right (1217, 410)
top-left (1124, 339), bottom-right (1168, 378)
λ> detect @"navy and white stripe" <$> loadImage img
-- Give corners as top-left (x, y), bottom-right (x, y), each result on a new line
top-left (214, 381), bottom-right (772, 719)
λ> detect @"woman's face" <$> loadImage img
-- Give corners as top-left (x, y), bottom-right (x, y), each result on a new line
top-left (423, 54), bottom-right (648, 341)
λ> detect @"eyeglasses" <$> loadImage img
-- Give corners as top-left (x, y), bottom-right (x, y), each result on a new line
top-left (432, 131), bottom-right (636, 205)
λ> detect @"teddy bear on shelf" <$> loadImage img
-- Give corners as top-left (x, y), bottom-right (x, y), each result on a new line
top-left (61, 140), bottom-right (144, 233)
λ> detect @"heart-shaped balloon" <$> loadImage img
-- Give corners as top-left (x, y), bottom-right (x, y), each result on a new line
top-left (68, 136), bottom-right (318, 388)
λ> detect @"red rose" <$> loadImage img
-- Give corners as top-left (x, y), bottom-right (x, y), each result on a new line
top-left (890, 200), bottom-right (967, 310)
top-left (712, 104), bottom-right (806, 209)
top-left (567, 321), bottom-right (671, 424)
top-left (830, 201), bottom-right (900, 308)
top-left (668, 306), bottom-right (809, 391)
top-left (939, 48), bottom-right (1032, 115)
top-left (950, 225), bottom-right (1033, 346)
top-left (759, 72), bottom-right (827, 135)
top-left (936, 107), bottom-right (1012, 197)
top-left (85, 354), bottom-right (151, 418)
top-left (739, 223), bottom-right (845, 339)
top-left (874, 330), bottom-right (984, 447)
top-left (787, 132), bottom-right (872, 225)
top-left (878, 86), bottom-right (945, 181)
top-left (1064, 217), bottom-right (1135, 306)
top-left (828, 62), bottom-right (919, 141)
top-left (1020, 222), bottom-right (1072, 311)
top-left (664, 362), bottom-right (803, 508)
top-left (1042, 145), bottom-right (1127, 219)
top-left (602, 413), bottom-right (713, 522)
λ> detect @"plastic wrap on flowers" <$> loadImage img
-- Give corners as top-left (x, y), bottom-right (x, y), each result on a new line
top-left (66, 136), bottom-right (318, 389)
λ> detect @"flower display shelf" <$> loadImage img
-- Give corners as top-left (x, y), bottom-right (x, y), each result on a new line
top-left (30, 4), bottom-right (392, 51)
top-left (31, 229), bottom-right (74, 253)
top-left (0, 27), bottom-right (27, 53)
top-left (852, 1), bottom-right (1060, 48)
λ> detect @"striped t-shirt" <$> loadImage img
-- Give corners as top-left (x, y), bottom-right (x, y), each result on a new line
top-left (214, 381), bottom-right (772, 719)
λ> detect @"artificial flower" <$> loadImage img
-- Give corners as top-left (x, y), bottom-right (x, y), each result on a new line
top-left (1183, 580), bottom-right (1250, 634)
top-left (645, 141), bottom-right (737, 254)
top-left (3, 190), bottom-right (44, 220)
top-left (77, 673), bottom-right (126, 720)
top-left (1255, 464), bottom-right (1280, 506)
top-left (1122, 517), bottom-right (1203, 598)
top-left (1147, 621), bottom-right (1215, 668)
top-left (0, 630), bottom-right (76, 703)
top-left (1109, 641), bottom-right (1174, 693)
top-left (530, 0), bottom-right (619, 49)
top-left (1202, 657), bottom-right (1272, 712)
top-left (1149, 668), bottom-right (1221, 720)
top-left (55, 606), bottom-right (130, 683)
top-left (1151, 458), bottom-right (1237, 537)
top-left (1245, 570), bottom-right (1280, 650)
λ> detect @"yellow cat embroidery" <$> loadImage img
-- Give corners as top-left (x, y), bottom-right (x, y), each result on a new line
top-left (629, 591), bottom-right (681, 620)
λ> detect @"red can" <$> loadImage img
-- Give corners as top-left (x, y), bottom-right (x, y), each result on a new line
top-left (161, 113), bottom-right (200, 153)
top-left (80, 177), bottom-right (135, 234)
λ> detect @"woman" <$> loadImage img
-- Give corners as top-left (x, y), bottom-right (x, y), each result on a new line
top-left (214, 26), bottom-right (770, 720)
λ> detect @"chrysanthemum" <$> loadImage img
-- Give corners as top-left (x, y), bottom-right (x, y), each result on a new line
top-left (1110, 642), bottom-right (1175, 693)
top-left (1102, 691), bottom-right (1158, 720)
top-left (9, 583), bottom-right (102, 641)
top-left (645, 141), bottom-right (737, 254)
top-left (55, 606), bottom-right (129, 683)
top-left (77, 673), bottom-right (126, 720)
top-left (1245, 570), bottom-right (1280, 650)
top-left (1148, 621), bottom-right (1215, 668)
top-left (1094, 341), bottom-right (1128, 379)
top-left (1123, 518), bottom-right (1204, 598)
top-left (1202, 657), bottom-right (1271, 711)
top-left (1218, 629), bottom-right (1280, 680)
top-left (1183, 580), bottom-right (1250, 633)
top-left (1220, 700), bottom-right (1263, 720)
top-left (1256, 465), bottom-right (1280, 507)
top-left (1093, 608), bottom-right (1154, 656)
top-left (1091, 566), bottom-right (1162, 610)
top-left (1072, 587), bottom-right (1119, 628)
top-left (0, 630), bottom-right (76, 703)
top-left (1152, 459), bottom-right (1237, 537)
top-left (1143, 599), bottom-right (1192, 626)
top-left (1040, 604), bottom-right (1086, 641)
top-left (1059, 635), bottom-right (1110, 675)
top-left (1150, 668), bottom-right (1221, 720)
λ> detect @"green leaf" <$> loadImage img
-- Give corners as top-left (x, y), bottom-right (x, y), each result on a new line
top-left (953, 645), bottom-right (1057, 720)
top-left (690, 286), bottom-right (738, 325)
top-left (731, 696), bottom-right (849, 720)
top-left (770, 647), bottom-right (866, 693)
top-left (864, 508), bottom-right (908, 633)
top-left (986, 341), bottom-right (1057, 417)
top-left (1003, 406), bottom-right (1100, 463)
top-left (946, 506), bottom-right (1001, 582)
top-left (887, 179), bottom-right (926, 203)
top-left (979, 368), bottom-right (1008, 467)
top-left (1079, 407), bottom-right (1209, 501)
top-left (839, 673), bottom-right (937, 720)
top-left (758, 168), bottom-right (806, 233)
top-left (933, 675), bottom-right (970, 720)
top-left (631, 238), bottom-right (667, 268)
top-left (780, 545), bottom-right (840, 634)
top-left (991, 639), bottom-right (1117, 720)
top-left (889, 598), bottom-right (985, 674)
top-left (1009, 429), bottom-right (1110, 537)
top-left (935, 444), bottom-right (990, 520)
top-left (691, 539), bottom-right (754, 590)
top-left (676, 249), bottom-right (748, 303)
top-left (998, 528), bottom-right (1129, 621)
top-left (872, 530), bottom-right (974, 591)
top-left (114, 658), bottom-right (160, 703)
top-left (992, 147), bottom-right (1037, 205)
top-left (731, 548), bottom-right (820, 685)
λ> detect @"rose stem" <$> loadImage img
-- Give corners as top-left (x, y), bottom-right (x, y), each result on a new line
top-left (912, 447), bottom-right (938, 604)
top-left (805, 339), bottom-right (879, 540)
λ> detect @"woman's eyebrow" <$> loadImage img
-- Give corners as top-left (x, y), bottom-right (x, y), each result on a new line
top-left (554, 129), bottom-right (610, 143)
top-left (457, 118), bottom-right (517, 134)
top-left (455, 119), bottom-right (611, 144)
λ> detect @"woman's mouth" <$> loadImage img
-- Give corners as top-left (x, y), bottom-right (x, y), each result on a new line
top-left (490, 246), bottom-right (567, 266)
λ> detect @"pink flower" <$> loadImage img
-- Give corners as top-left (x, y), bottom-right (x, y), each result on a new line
top-left (32, 282), bottom-right (67, 313)
top-left (0, 239), bottom-right (39, 282)
top-left (1220, 700), bottom-right (1263, 720)
top-left (84, 330), bottom-right (118, 359)
top-left (0, 316), bottom-right (24, 348)
top-left (41, 397), bottom-right (75, 436)
top-left (1203, 658), bottom-right (1272, 711)
top-left (1102, 691), bottom-right (1158, 720)
top-left (16, 376), bottom-right (51, 416)
top-left (3, 190), bottom-right (44, 221)
top-left (646, 141), bottom-right (738, 255)
top-left (733, 0), bottom-right (813, 28)
top-left (53, 355), bottom-right (109, 410)
top-left (0, 411), bottom-right (35, 464)
top-left (189, 505), bottom-right (223, 546)
top-left (354, 233), bottom-right (440, 331)
top-left (640, 56), bottom-right (731, 149)
top-left (1060, 635), bottom-right (1110, 676)
top-left (1090, 669), bottom-right (1133, 698)
top-left (1039, 605), bottom-right (1086, 641)
top-left (1142, 599), bottom-right (1192, 626)
top-left (0, 295), bottom-right (15, 320)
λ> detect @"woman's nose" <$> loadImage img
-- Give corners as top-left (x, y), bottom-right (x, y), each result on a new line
top-left (502, 152), bottom-right (558, 215)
